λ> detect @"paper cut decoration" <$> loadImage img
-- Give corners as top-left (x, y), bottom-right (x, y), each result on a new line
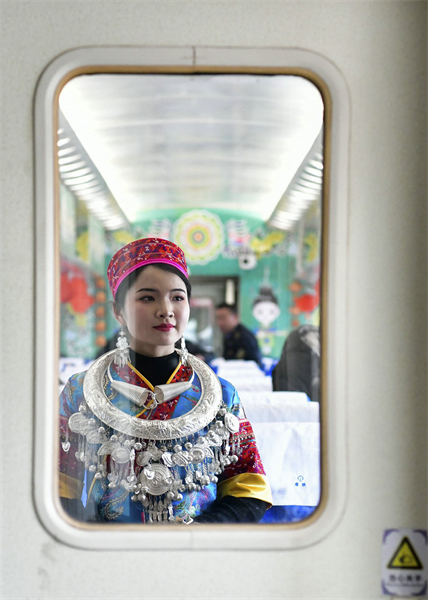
top-left (250, 230), bottom-right (285, 257)
top-left (145, 218), bottom-right (173, 241)
top-left (223, 219), bottom-right (252, 259)
top-left (173, 210), bottom-right (224, 264)
top-left (61, 272), bottom-right (95, 314)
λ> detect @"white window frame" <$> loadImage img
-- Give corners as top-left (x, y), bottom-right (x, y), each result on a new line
top-left (34, 46), bottom-right (350, 551)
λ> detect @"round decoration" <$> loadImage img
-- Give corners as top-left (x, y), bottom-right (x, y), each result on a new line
top-left (139, 464), bottom-right (173, 496)
top-left (173, 210), bottom-right (224, 264)
top-left (111, 446), bottom-right (131, 464)
top-left (224, 412), bottom-right (240, 434)
top-left (68, 413), bottom-right (88, 434)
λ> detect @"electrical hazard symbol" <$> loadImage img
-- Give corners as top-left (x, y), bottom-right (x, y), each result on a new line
top-left (382, 528), bottom-right (427, 597)
top-left (388, 537), bottom-right (423, 570)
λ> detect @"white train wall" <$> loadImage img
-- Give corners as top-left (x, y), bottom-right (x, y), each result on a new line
top-left (2, 2), bottom-right (427, 599)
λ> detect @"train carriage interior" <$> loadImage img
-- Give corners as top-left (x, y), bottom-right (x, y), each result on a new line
top-left (57, 71), bottom-right (325, 525)
top-left (2, 2), bottom-right (427, 599)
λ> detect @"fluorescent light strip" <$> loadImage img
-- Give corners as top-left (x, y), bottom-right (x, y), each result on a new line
top-left (59, 161), bottom-right (87, 173)
top-left (305, 166), bottom-right (323, 178)
top-left (294, 180), bottom-right (322, 191)
top-left (301, 173), bottom-right (323, 185)
top-left (58, 154), bottom-right (82, 165)
top-left (88, 199), bottom-right (111, 208)
top-left (79, 191), bottom-right (106, 199)
top-left (58, 146), bottom-right (77, 157)
top-left (68, 180), bottom-right (103, 192)
top-left (61, 167), bottom-right (92, 179)
top-left (63, 173), bottom-right (97, 185)
top-left (288, 189), bottom-right (317, 198)
top-left (58, 117), bottom-right (128, 231)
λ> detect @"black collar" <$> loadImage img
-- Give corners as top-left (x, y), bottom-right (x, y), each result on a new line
top-left (128, 349), bottom-right (180, 387)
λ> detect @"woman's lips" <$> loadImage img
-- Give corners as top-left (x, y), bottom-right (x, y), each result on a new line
top-left (154, 324), bottom-right (175, 332)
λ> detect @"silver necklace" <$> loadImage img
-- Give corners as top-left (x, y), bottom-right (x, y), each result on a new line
top-left (83, 349), bottom-right (224, 439)
top-left (64, 349), bottom-right (242, 524)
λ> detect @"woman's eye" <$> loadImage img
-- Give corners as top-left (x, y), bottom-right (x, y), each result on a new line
top-left (173, 295), bottom-right (185, 302)
top-left (139, 295), bottom-right (154, 301)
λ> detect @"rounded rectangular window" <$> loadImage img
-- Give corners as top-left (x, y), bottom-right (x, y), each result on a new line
top-left (34, 47), bottom-right (349, 550)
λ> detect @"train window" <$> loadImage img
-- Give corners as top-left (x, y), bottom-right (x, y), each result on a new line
top-left (34, 47), bottom-right (349, 550)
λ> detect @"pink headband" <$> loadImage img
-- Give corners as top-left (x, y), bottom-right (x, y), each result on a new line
top-left (107, 238), bottom-right (188, 298)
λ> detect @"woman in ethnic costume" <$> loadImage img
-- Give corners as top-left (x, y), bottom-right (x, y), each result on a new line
top-left (59, 238), bottom-right (272, 524)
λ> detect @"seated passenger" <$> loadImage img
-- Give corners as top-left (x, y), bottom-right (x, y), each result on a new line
top-left (272, 324), bottom-right (320, 402)
top-left (215, 303), bottom-right (263, 368)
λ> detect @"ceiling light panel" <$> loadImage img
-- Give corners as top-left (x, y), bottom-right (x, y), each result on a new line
top-left (57, 116), bottom-right (130, 231)
top-left (59, 74), bottom-right (324, 223)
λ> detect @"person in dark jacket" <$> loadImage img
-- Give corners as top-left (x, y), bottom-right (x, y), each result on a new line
top-left (271, 324), bottom-right (320, 402)
top-left (215, 303), bottom-right (263, 368)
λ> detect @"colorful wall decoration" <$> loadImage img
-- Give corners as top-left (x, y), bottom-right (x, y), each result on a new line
top-left (60, 189), bottom-right (110, 359)
top-left (223, 219), bottom-right (252, 259)
top-left (59, 184), bottom-right (77, 259)
top-left (143, 218), bottom-right (173, 241)
top-left (60, 258), bottom-right (97, 359)
top-left (252, 269), bottom-right (282, 356)
top-left (241, 256), bottom-right (291, 359)
top-left (173, 210), bottom-right (225, 264)
top-left (288, 229), bottom-right (321, 329)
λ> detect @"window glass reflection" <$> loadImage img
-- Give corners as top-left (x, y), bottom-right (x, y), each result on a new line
top-left (58, 73), bottom-right (323, 525)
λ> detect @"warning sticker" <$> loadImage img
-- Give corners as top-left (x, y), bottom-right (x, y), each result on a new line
top-left (382, 529), bottom-right (427, 596)
top-left (388, 537), bottom-right (424, 570)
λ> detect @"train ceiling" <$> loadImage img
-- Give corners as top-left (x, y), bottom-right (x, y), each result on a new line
top-left (58, 73), bottom-right (324, 231)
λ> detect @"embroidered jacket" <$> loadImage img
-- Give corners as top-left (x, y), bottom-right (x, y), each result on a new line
top-left (59, 360), bottom-right (272, 522)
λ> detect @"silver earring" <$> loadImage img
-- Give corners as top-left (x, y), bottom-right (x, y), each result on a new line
top-left (114, 328), bottom-right (130, 367)
top-left (179, 335), bottom-right (189, 366)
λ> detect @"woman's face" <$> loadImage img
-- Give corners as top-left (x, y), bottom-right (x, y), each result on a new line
top-left (114, 265), bottom-right (190, 357)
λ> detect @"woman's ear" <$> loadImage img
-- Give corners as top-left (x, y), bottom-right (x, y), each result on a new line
top-left (113, 301), bottom-right (126, 327)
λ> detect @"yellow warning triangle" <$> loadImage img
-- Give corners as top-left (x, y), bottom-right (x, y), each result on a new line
top-left (388, 536), bottom-right (423, 570)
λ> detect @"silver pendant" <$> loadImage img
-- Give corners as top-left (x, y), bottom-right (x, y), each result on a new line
top-left (224, 412), bottom-right (240, 433)
top-left (68, 413), bottom-right (89, 434)
top-left (108, 366), bottom-right (194, 407)
top-left (111, 446), bottom-right (131, 464)
top-left (139, 463), bottom-right (174, 496)
top-left (110, 380), bottom-right (151, 407)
